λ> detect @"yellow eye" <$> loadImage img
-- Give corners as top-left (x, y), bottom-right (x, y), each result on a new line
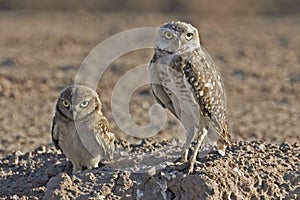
top-left (164, 31), bottom-right (173, 40)
top-left (62, 101), bottom-right (70, 108)
top-left (80, 101), bottom-right (89, 108)
top-left (185, 32), bottom-right (193, 40)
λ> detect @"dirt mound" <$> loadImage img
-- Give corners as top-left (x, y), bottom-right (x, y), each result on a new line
top-left (0, 141), bottom-right (299, 199)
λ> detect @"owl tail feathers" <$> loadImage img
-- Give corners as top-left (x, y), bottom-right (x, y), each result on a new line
top-left (216, 139), bottom-right (227, 156)
top-left (216, 125), bottom-right (232, 156)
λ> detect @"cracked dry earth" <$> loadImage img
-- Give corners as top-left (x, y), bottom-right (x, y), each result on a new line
top-left (0, 141), bottom-right (299, 199)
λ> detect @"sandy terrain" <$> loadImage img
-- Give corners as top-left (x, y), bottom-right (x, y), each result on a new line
top-left (0, 11), bottom-right (299, 199)
top-left (1, 141), bottom-right (299, 199)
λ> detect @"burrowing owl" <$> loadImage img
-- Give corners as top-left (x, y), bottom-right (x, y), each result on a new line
top-left (51, 85), bottom-right (115, 172)
top-left (149, 21), bottom-right (231, 173)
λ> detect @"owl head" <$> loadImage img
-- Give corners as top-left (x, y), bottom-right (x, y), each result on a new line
top-left (154, 21), bottom-right (200, 53)
top-left (56, 85), bottom-right (102, 121)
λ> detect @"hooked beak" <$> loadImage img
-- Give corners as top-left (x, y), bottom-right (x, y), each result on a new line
top-left (71, 106), bottom-right (78, 120)
top-left (177, 38), bottom-right (181, 49)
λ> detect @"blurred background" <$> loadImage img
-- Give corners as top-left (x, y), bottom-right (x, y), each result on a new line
top-left (0, 0), bottom-right (299, 157)
top-left (1, 0), bottom-right (300, 15)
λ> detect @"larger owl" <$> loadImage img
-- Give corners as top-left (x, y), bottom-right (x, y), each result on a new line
top-left (149, 21), bottom-right (231, 173)
top-left (51, 85), bottom-right (115, 172)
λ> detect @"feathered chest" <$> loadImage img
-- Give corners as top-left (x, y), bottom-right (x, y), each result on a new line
top-left (149, 52), bottom-right (202, 127)
top-left (152, 53), bottom-right (196, 103)
top-left (149, 49), bottom-right (221, 121)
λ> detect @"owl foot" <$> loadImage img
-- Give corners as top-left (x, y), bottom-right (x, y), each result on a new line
top-left (188, 160), bottom-right (202, 174)
top-left (188, 127), bottom-right (207, 174)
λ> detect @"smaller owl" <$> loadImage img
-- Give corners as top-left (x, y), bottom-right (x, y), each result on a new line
top-left (51, 85), bottom-right (115, 172)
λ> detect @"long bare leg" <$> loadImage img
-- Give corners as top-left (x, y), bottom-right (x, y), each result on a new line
top-left (183, 149), bottom-right (189, 162)
top-left (183, 127), bottom-right (196, 162)
top-left (188, 128), bottom-right (208, 174)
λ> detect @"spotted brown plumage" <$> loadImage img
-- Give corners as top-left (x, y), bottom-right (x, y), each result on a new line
top-left (96, 117), bottom-right (115, 160)
top-left (149, 21), bottom-right (231, 173)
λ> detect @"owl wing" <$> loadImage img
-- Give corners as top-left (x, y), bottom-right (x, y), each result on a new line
top-left (76, 115), bottom-right (115, 160)
top-left (151, 83), bottom-right (178, 118)
top-left (149, 54), bottom-right (178, 118)
top-left (51, 115), bottom-right (61, 150)
top-left (179, 48), bottom-right (231, 144)
top-left (94, 116), bottom-right (115, 160)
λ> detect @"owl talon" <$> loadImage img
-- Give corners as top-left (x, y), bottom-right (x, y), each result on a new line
top-left (188, 160), bottom-right (202, 174)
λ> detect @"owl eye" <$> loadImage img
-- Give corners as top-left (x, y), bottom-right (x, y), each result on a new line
top-left (80, 101), bottom-right (89, 108)
top-left (164, 31), bottom-right (173, 40)
top-left (62, 100), bottom-right (70, 108)
top-left (185, 32), bottom-right (193, 40)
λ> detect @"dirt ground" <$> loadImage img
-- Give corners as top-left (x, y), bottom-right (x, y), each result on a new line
top-left (0, 11), bottom-right (299, 199)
